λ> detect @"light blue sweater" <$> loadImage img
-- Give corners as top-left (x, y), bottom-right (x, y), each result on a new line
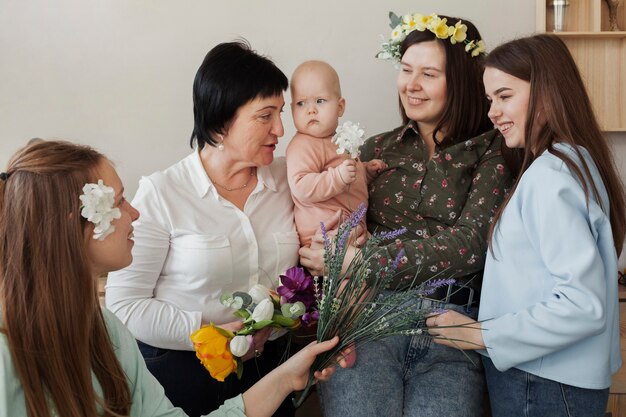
top-left (0, 308), bottom-right (246, 416)
top-left (479, 143), bottom-right (621, 389)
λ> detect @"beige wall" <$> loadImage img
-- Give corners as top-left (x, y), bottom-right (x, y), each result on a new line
top-left (1, 1), bottom-right (625, 263)
top-left (0, 0), bottom-right (537, 194)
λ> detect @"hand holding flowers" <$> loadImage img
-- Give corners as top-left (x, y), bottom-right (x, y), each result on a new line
top-left (191, 270), bottom-right (319, 382)
top-left (426, 310), bottom-right (486, 350)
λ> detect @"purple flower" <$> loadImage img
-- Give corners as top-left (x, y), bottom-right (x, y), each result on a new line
top-left (376, 227), bottom-right (408, 241)
top-left (301, 310), bottom-right (320, 327)
top-left (277, 266), bottom-right (316, 310)
top-left (391, 248), bottom-right (406, 270)
top-left (420, 278), bottom-right (456, 296)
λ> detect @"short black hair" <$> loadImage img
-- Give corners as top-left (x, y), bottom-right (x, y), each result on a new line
top-left (190, 40), bottom-right (288, 149)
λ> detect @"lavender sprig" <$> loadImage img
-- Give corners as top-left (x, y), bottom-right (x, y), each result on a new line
top-left (293, 204), bottom-right (455, 407)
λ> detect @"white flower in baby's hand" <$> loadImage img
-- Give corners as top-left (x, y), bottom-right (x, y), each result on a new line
top-left (333, 121), bottom-right (365, 159)
top-left (251, 298), bottom-right (274, 322)
top-left (229, 335), bottom-right (252, 357)
top-left (79, 179), bottom-right (121, 241)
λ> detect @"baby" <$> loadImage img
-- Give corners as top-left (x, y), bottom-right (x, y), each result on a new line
top-left (286, 60), bottom-right (385, 247)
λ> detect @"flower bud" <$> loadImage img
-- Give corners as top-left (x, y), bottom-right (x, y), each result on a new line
top-left (251, 298), bottom-right (274, 322)
top-left (281, 301), bottom-right (305, 318)
top-left (229, 335), bottom-right (251, 357)
top-left (248, 284), bottom-right (272, 304)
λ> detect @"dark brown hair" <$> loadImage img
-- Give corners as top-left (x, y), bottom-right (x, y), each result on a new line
top-left (0, 140), bottom-right (131, 416)
top-left (398, 15), bottom-right (492, 145)
top-left (486, 34), bottom-right (626, 253)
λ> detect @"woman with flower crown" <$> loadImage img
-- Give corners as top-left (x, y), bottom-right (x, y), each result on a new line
top-left (299, 12), bottom-right (518, 417)
top-left (0, 139), bottom-right (342, 417)
top-left (426, 34), bottom-right (626, 417)
top-left (105, 41), bottom-right (301, 417)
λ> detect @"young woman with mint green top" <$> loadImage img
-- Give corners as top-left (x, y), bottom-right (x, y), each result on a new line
top-left (427, 34), bottom-right (626, 417)
top-left (0, 140), bottom-right (339, 417)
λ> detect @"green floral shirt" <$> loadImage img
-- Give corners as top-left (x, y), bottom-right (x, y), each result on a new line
top-left (361, 122), bottom-right (513, 290)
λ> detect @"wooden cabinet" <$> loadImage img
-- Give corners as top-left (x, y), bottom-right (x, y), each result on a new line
top-left (536, 0), bottom-right (626, 132)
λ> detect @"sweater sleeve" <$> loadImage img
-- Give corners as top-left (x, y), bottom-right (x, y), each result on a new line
top-left (286, 134), bottom-right (348, 203)
top-left (103, 309), bottom-right (247, 417)
top-left (482, 163), bottom-right (613, 371)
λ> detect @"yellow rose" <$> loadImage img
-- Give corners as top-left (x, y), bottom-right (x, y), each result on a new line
top-left (191, 324), bottom-right (237, 382)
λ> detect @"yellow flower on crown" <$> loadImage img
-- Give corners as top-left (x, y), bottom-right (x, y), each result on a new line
top-left (413, 13), bottom-right (434, 31)
top-left (401, 14), bottom-right (418, 32)
top-left (376, 11), bottom-right (487, 62)
top-left (448, 21), bottom-right (468, 44)
top-left (471, 40), bottom-right (487, 57)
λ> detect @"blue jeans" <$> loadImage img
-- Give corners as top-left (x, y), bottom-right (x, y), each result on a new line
top-left (483, 356), bottom-right (609, 417)
top-left (319, 298), bottom-right (485, 417)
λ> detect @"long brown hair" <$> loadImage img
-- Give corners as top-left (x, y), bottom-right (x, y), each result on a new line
top-left (0, 141), bottom-right (131, 416)
top-left (398, 15), bottom-right (492, 144)
top-left (486, 34), bottom-right (626, 253)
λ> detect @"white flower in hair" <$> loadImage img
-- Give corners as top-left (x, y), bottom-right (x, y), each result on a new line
top-left (332, 121), bottom-right (366, 159)
top-left (79, 179), bottom-right (121, 241)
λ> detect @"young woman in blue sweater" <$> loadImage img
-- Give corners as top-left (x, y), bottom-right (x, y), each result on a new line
top-left (427, 34), bottom-right (626, 417)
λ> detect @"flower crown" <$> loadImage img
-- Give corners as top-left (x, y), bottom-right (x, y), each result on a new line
top-left (376, 12), bottom-right (487, 62)
top-left (79, 180), bottom-right (121, 241)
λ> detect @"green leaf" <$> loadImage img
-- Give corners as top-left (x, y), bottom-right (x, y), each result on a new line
top-left (237, 327), bottom-right (254, 336)
top-left (232, 291), bottom-right (252, 308)
top-left (213, 324), bottom-right (234, 339)
top-left (233, 310), bottom-right (250, 319)
top-left (272, 314), bottom-right (297, 327)
top-left (389, 12), bottom-right (401, 29)
top-left (236, 358), bottom-right (243, 379)
top-left (252, 320), bottom-right (273, 329)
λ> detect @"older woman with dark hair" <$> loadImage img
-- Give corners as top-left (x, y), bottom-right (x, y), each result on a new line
top-left (106, 41), bottom-right (301, 417)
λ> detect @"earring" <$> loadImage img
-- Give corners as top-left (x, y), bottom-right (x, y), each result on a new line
top-left (217, 134), bottom-right (225, 151)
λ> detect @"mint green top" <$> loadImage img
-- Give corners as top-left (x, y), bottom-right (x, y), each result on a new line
top-left (0, 308), bottom-right (246, 417)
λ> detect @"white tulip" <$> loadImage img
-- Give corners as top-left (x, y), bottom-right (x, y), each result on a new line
top-left (251, 298), bottom-right (274, 322)
top-left (230, 335), bottom-right (251, 357)
top-left (248, 284), bottom-right (272, 304)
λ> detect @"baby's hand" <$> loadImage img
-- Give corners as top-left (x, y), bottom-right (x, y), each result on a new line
top-left (337, 159), bottom-right (357, 185)
top-left (365, 159), bottom-right (387, 183)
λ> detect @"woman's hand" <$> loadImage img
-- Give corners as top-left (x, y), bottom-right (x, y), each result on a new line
top-left (299, 211), bottom-right (342, 275)
top-left (283, 336), bottom-right (341, 391)
top-left (425, 310), bottom-right (486, 350)
top-left (299, 210), bottom-right (366, 276)
top-left (241, 327), bottom-right (272, 362)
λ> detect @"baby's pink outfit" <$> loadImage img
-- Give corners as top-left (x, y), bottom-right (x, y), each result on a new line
top-left (286, 132), bottom-right (368, 246)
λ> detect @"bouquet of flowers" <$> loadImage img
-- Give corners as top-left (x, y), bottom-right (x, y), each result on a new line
top-left (190, 268), bottom-right (320, 382)
top-left (292, 203), bottom-right (455, 407)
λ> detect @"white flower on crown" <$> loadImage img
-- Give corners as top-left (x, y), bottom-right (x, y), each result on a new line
top-left (79, 180), bottom-right (121, 241)
top-left (333, 121), bottom-right (366, 159)
top-left (390, 25), bottom-right (406, 43)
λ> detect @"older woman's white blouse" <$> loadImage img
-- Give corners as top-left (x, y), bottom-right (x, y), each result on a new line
top-left (106, 150), bottom-right (300, 350)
